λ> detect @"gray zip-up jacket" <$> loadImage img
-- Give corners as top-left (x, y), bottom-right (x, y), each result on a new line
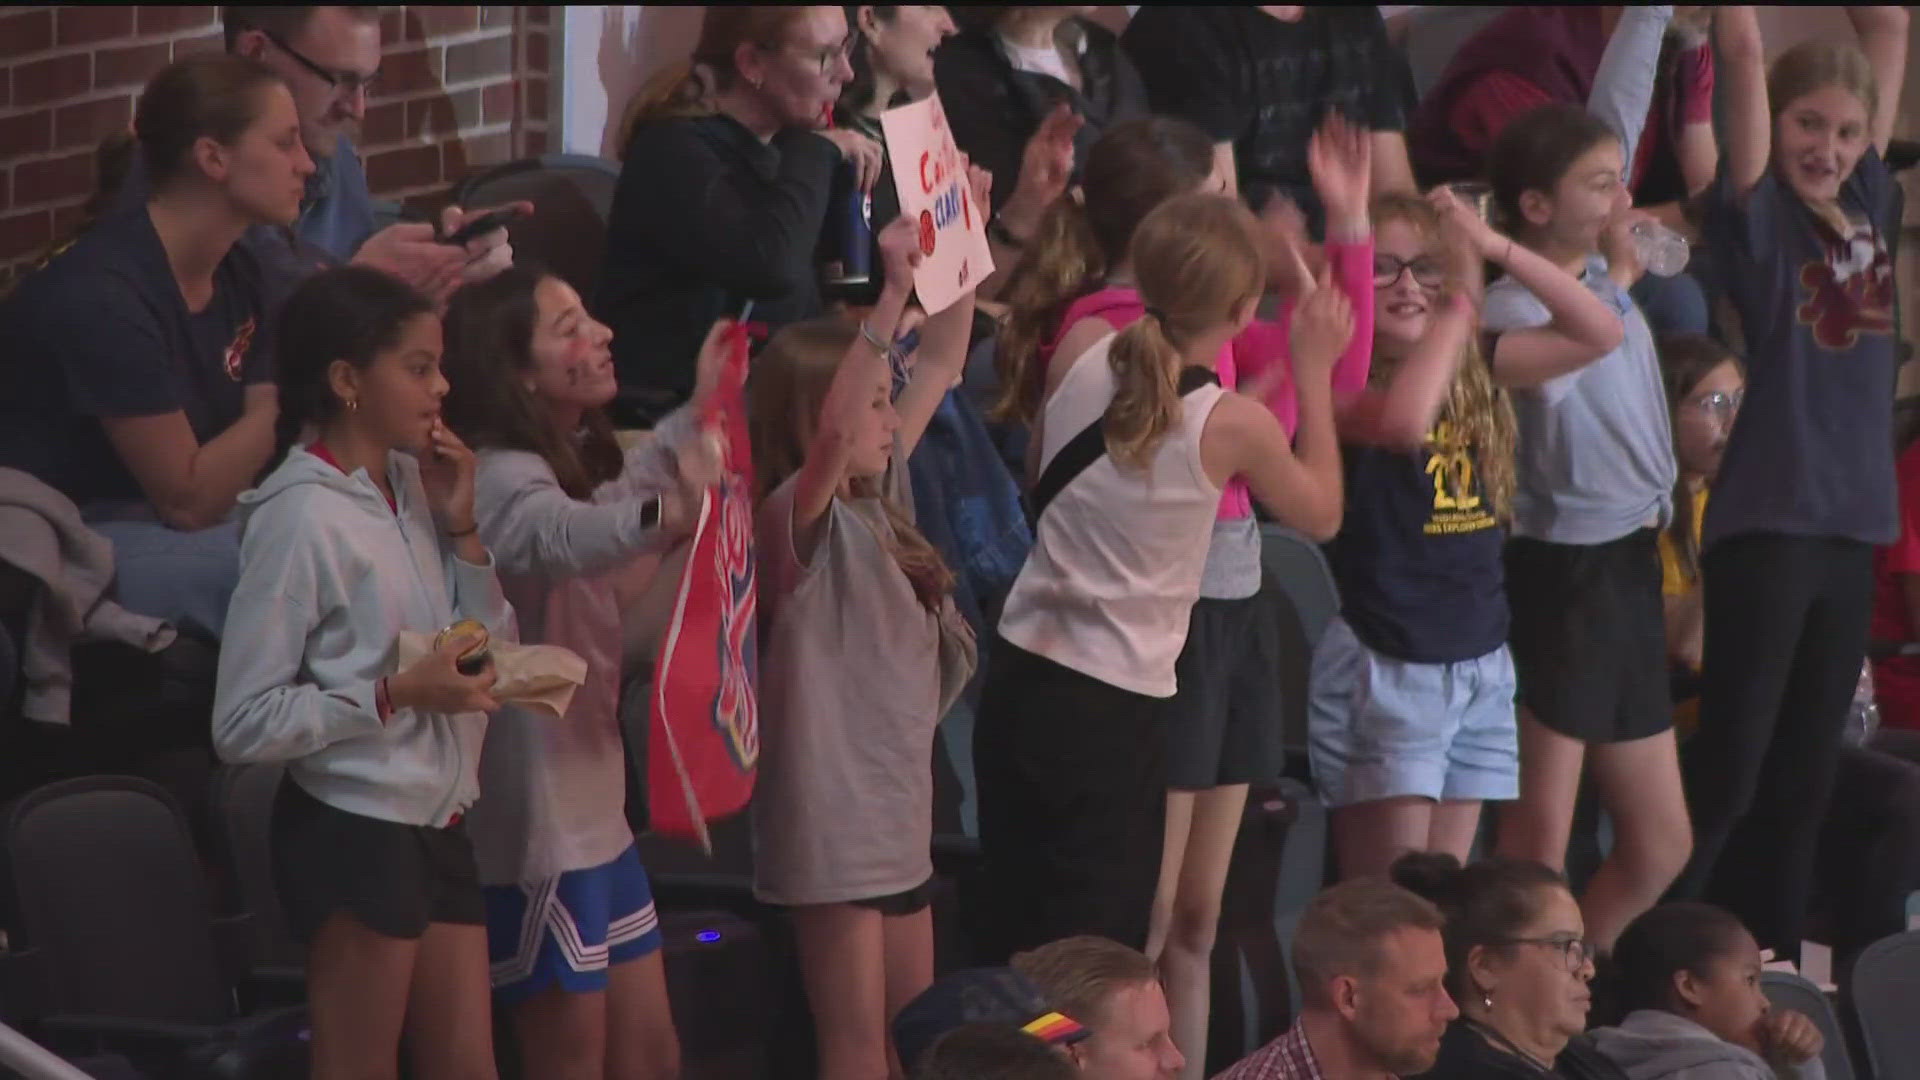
top-left (213, 446), bottom-right (516, 827)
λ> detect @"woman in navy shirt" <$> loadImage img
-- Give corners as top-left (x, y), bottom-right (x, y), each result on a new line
top-left (0, 53), bottom-right (313, 639)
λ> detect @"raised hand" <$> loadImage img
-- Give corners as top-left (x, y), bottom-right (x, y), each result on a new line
top-left (1261, 193), bottom-right (1316, 302)
top-left (1309, 111), bottom-right (1373, 227)
top-left (1009, 101), bottom-right (1083, 218)
top-left (1290, 265), bottom-right (1355, 382)
top-left (877, 214), bottom-right (924, 294)
top-left (419, 417), bottom-right (478, 535)
top-left (1428, 185), bottom-right (1507, 262)
top-left (822, 128), bottom-right (886, 193)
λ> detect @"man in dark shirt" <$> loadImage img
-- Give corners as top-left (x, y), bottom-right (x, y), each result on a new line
top-left (1121, 6), bottom-right (1418, 231)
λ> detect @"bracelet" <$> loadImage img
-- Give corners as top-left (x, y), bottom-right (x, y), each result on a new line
top-left (858, 319), bottom-right (891, 354)
top-left (988, 218), bottom-right (1027, 250)
top-left (445, 521), bottom-right (479, 538)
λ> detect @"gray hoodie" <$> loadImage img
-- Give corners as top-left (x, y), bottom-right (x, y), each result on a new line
top-left (1590, 1010), bottom-right (1826, 1080)
top-left (212, 445), bottom-right (516, 827)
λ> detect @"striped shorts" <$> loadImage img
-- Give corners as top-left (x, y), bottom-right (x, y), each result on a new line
top-left (483, 842), bottom-right (664, 1002)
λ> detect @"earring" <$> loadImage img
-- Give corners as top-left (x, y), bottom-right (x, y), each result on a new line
top-left (750, 75), bottom-right (764, 90)
top-left (346, 397), bottom-right (359, 413)
top-left (1482, 991), bottom-right (1494, 1010)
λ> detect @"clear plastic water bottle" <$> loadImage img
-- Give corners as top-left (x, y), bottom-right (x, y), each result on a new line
top-left (1630, 220), bottom-right (1691, 277)
top-left (1845, 660), bottom-right (1881, 748)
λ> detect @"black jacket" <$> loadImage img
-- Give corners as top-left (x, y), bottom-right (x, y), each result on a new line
top-left (596, 113), bottom-right (840, 415)
top-left (932, 18), bottom-right (1147, 216)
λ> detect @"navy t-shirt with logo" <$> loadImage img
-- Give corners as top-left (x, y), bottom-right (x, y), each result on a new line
top-left (1324, 421), bottom-right (1508, 664)
top-left (0, 202), bottom-right (273, 508)
top-left (1702, 148), bottom-right (1902, 551)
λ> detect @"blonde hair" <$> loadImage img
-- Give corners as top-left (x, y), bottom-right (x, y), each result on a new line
top-left (618, 6), bottom-right (811, 148)
top-left (1010, 936), bottom-right (1157, 1029)
top-left (993, 116), bottom-right (1217, 424)
top-left (1103, 192), bottom-right (1265, 471)
top-left (1768, 40), bottom-right (1878, 124)
top-left (747, 316), bottom-right (955, 612)
top-left (1373, 191), bottom-right (1518, 524)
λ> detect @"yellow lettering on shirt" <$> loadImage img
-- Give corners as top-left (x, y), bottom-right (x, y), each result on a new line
top-left (1423, 421), bottom-right (1497, 536)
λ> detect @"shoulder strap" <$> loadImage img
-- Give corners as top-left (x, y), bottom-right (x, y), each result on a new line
top-left (1026, 366), bottom-right (1220, 523)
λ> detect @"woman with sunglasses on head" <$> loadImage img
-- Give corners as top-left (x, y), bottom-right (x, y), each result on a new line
top-left (601, 6), bottom-right (883, 424)
top-left (1394, 853), bottom-right (1630, 1080)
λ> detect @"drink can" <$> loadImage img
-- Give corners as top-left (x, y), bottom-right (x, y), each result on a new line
top-left (825, 162), bottom-right (873, 286)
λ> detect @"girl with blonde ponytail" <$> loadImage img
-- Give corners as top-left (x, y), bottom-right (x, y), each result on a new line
top-left (975, 190), bottom-right (1350, 966)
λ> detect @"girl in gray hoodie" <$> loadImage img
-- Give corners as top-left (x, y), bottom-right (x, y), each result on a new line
top-left (213, 266), bottom-right (517, 1079)
top-left (1590, 903), bottom-right (1828, 1080)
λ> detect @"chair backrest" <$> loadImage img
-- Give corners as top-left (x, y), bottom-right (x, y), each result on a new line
top-left (1260, 524), bottom-right (1341, 758)
top-left (1760, 971), bottom-right (1857, 1080)
top-left (1847, 929), bottom-right (1920, 1079)
top-left (207, 764), bottom-right (302, 970)
top-left (3, 776), bottom-right (232, 1025)
top-left (450, 153), bottom-right (622, 303)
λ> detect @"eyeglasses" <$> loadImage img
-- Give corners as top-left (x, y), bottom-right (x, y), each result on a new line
top-left (1505, 935), bottom-right (1596, 974)
top-left (1374, 254), bottom-right (1446, 291)
top-left (1686, 389), bottom-right (1743, 423)
top-left (788, 33), bottom-right (857, 75)
top-left (255, 26), bottom-right (379, 98)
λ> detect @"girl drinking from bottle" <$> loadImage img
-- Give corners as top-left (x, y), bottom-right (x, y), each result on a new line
top-left (1478, 100), bottom-right (1680, 956)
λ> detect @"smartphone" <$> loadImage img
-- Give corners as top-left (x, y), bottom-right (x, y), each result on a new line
top-left (441, 205), bottom-right (528, 246)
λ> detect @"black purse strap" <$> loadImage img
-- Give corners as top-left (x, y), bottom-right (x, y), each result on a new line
top-left (1026, 365), bottom-right (1220, 523)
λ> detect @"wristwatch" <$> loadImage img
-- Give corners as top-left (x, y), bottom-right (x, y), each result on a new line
top-left (638, 494), bottom-right (664, 530)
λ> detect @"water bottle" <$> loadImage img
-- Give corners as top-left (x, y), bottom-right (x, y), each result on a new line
top-left (1845, 660), bottom-right (1882, 748)
top-left (1447, 181), bottom-right (1493, 223)
top-left (823, 161), bottom-right (873, 287)
top-left (1629, 219), bottom-right (1691, 277)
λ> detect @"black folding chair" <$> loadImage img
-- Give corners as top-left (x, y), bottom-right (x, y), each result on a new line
top-left (2, 776), bottom-right (307, 1078)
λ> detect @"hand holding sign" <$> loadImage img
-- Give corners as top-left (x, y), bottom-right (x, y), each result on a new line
top-left (877, 216), bottom-right (925, 294)
top-left (881, 91), bottom-right (994, 313)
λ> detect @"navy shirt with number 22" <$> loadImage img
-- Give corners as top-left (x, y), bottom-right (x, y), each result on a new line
top-left (1325, 422), bottom-right (1508, 664)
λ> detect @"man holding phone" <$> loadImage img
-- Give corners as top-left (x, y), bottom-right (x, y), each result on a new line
top-left (215, 5), bottom-right (523, 305)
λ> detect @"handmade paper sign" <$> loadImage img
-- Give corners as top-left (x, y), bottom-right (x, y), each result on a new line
top-left (881, 91), bottom-right (994, 314)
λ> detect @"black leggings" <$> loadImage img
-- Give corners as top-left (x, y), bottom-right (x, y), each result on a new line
top-left (1674, 532), bottom-right (1875, 960)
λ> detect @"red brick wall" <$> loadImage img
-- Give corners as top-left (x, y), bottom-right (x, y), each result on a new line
top-left (0, 5), bottom-right (552, 273)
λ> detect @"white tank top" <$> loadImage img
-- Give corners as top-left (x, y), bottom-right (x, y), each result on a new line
top-left (998, 333), bottom-right (1226, 698)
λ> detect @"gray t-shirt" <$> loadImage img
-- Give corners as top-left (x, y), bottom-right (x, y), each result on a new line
top-left (750, 468), bottom-right (948, 906)
top-left (1700, 151), bottom-right (1900, 551)
top-left (1483, 257), bottom-right (1676, 545)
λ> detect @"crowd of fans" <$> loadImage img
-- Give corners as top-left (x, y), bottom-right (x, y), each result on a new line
top-left (0, 4), bottom-right (1916, 1080)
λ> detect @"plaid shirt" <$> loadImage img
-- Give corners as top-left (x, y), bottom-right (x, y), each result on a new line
top-left (1214, 1021), bottom-right (1327, 1080)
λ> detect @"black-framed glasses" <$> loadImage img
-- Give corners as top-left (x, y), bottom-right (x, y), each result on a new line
top-left (788, 33), bottom-right (857, 75)
top-left (1505, 935), bottom-right (1596, 974)
top-left (254, 26), bottom-right (379, 97)
top-left (1686, 388), bottom-right (1743, 423)
top-left (1374, 253), bottom-right (1446, 291)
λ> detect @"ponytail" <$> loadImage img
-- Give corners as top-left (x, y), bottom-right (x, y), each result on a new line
top-left (993, 195), bottom-right (1105, 423)
top-left (1102, 314), bottom-right (1184, 470)
top-left (993, 115), bottom-right (1218, 425)
top-left (1100, 192), bottom-right (1264, 470)
top-left (617, 6), bottom-right (810, 151)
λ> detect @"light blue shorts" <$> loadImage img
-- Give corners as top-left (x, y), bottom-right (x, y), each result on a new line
top-left (1308, 616), bottom-right (1519, 808)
